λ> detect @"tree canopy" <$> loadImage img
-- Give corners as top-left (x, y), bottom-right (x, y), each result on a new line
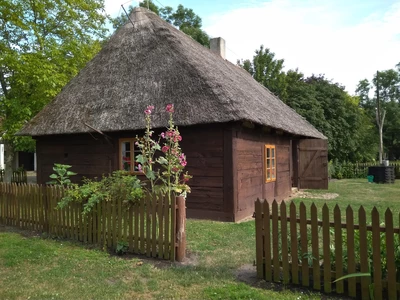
top-left (0, 0), bottom-right (108, 180)
top-left (239, 46), bottom-right (386, 162)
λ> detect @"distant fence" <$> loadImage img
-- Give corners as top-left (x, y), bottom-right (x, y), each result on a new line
top-left (255, 199), bottom-right (400, 300)
top-left (330, 162), bottom-right (400, 179)
top-left (0, 183), bottom-right (186, 261)
top-left (0, 170), bottom-right (27, 183)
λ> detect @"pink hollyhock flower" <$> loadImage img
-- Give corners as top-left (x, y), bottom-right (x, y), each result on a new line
top-left (180, 160), bottom-right (187, 167)
top-left (166, 131), bottom-right (174, 137)
top-left (162, 146), bottom-right (170, 153)
top-left (177, 135), bottom-right (182, 141)
top-left (144, 105), bottom-right (154, 115)
top-left (137, 164), bottom-right (142, 171)
top-left (165, 104), bottom-right (174, 113)
top-left (160, 132), bottom-right (165, 138)
top-left (172, 167), bottom-right (179, 172)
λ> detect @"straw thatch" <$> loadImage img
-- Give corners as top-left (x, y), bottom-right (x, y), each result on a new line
top-left (18, 7), bottom-right (325, 139)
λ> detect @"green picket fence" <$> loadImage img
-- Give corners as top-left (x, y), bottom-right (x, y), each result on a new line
top-left (329, 162), bottom-right (400, 179)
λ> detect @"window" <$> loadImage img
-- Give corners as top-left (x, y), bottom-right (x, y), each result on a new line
top-left (264, 145), bottom-right (276, 182)
top-left (119, 138), bottom-right (142, 173)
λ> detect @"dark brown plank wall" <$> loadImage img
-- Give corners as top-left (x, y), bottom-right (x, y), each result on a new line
top-left (35, 124), bottom-right (229, 221)
top-left (35, 134), bottom-right (116, 184)
top-left (233, 128), bottom-right (292, 221)
top-left (179, 126), bottom-right (228, 220)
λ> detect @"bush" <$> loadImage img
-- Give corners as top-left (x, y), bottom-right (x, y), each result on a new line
top-left (329, 160), bottom-right (368, 179)
top-left (57, 170), bottom-right (144, 214)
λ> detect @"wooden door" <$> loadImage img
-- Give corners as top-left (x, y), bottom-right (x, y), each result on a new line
top-left (298, 139), bottom-right (328, 189)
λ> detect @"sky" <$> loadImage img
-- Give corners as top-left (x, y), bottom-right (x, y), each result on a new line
top-left (104, 0), bottom-right (400, 95)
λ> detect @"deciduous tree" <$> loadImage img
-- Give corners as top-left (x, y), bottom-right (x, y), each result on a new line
top-left (0, 0), bottom-right (107, 181)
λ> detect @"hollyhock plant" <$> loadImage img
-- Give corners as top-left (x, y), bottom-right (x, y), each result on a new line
top-left (135, 104), bottom-right (192, 200)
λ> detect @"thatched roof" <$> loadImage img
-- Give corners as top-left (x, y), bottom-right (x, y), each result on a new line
top-left (18, 7), bottom-right (325, 139)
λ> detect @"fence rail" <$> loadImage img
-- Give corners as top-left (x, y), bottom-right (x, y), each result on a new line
top-left (255, 199), bottom-right (400, 300)
top-left (0, 183), bottom-right (185, 261)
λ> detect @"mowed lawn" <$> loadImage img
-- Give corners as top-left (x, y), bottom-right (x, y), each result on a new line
top-left (1, 179), bottom-right (399, 299)
top-left (291, 179), bottom-right (400, 223)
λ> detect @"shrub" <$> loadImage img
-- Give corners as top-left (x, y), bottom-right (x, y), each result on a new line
top-left (57, 170), bottom-right (144, 214)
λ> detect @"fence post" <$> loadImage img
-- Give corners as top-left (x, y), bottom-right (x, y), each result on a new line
top-left (175, 196), bottom-right (186, 262)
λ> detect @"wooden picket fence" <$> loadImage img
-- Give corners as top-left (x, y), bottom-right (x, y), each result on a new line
top-left (0, 183), bottom-right (186, 261)
top-left (0, 169), bottom-right (28, 183)
top-left (255, 199), bottom-right (400, 300)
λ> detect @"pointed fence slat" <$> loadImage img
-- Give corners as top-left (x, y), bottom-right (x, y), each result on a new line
top-left (346, 205), bottom-right (356, 298)
top-left (290, 202), bottom-right (299, 285)
top-left (163, 196), bottom-right (170, 260)
top-left (385, 208), bottom-right (396, 300)
top-left (358, 206), bottom-right (370, 300)
top-left (255, 199), bottom-right (264, 279)
top-left (140, 195), bottom-right (145, 255)
top-left (146, 195), bottom-right (151, 257)
top-left (170, 196), bottom-right (177, 261)
top-left (272, 201), bottom-right (280, 282)
top-left (334, 205), bottom-right (343, 294)
top-left (311, 203), bottom-right (320, 290)
top-left (117, 197), bottom-right (123, 246)
top-left (280, 202), bottom-right (289, 284)
top-left (158, 197), bottom-right (164, 259)
top-left (322, 204), bottom-right (331, 293)
top-left (129, 205), bottom-right (134, 253)
top-left (263, 200), bottom-right (272, 282)
top-left (372, 207), bottom-right (382, 299)
top-left (134, 203), bottom-right (139, 254)
top-left (151, 197), bottom-right (157, 258)
top-left (300, 202), bottom-right (309, 287)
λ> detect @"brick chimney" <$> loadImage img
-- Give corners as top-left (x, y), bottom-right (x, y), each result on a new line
top-left (210, 37), bottom-right (226, 59)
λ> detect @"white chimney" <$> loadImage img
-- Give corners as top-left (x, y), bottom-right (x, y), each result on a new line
top-left (210, 37), bottom-right (226, 59)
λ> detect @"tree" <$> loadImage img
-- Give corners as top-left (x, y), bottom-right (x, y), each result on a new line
top-left (0, 0), bottom-right (107, 181)
top-left (238, 45), bottom-right (378, 162)
top-left (112, 2), bottom-right (210, 47)
top-left (356, 67), bottom-right (400, 160)
top-left (237, 46), bottom-right (288, 100)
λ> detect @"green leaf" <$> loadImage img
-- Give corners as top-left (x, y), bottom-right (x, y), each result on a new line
top-left (333, 273), bottom-right (370, 283)
top-left (136, 154), bottom-right (146, 164)
top-left (49, 174), bottom-right (58, 179)
top-left (157, 157), bottom-right (168, 165)
top-left (145, 169), bottom-right (156, 180)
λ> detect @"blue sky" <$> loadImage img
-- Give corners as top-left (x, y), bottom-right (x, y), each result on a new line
top-left (105, 0), bottom-right (400, 94)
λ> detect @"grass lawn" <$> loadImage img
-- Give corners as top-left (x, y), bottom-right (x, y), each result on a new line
top-left (0, 222), bottom-right (324, 300)
top-left (2, 179), bottom-right (397, 299)
top-left (291, 179), bottom-right (400, 223)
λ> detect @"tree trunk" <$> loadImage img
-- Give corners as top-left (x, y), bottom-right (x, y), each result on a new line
top-left (379, 125), bottom-right (383, 165)
top-left (4, 140), bottom-right (14, 183)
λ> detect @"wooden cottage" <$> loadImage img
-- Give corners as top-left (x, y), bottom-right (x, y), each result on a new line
top-left (18, 7), bottom-right (328, 222)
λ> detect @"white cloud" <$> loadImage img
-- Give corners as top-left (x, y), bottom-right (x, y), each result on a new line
top-left (204, 1), bottom-right (400, 94)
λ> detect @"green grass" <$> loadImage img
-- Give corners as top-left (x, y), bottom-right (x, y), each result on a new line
top-left (3, 179), bottom-right (396, 299)
top-left (291, 179), bottom-right (400, 223)
top-left (0, 221), bottom-right (324, 299)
